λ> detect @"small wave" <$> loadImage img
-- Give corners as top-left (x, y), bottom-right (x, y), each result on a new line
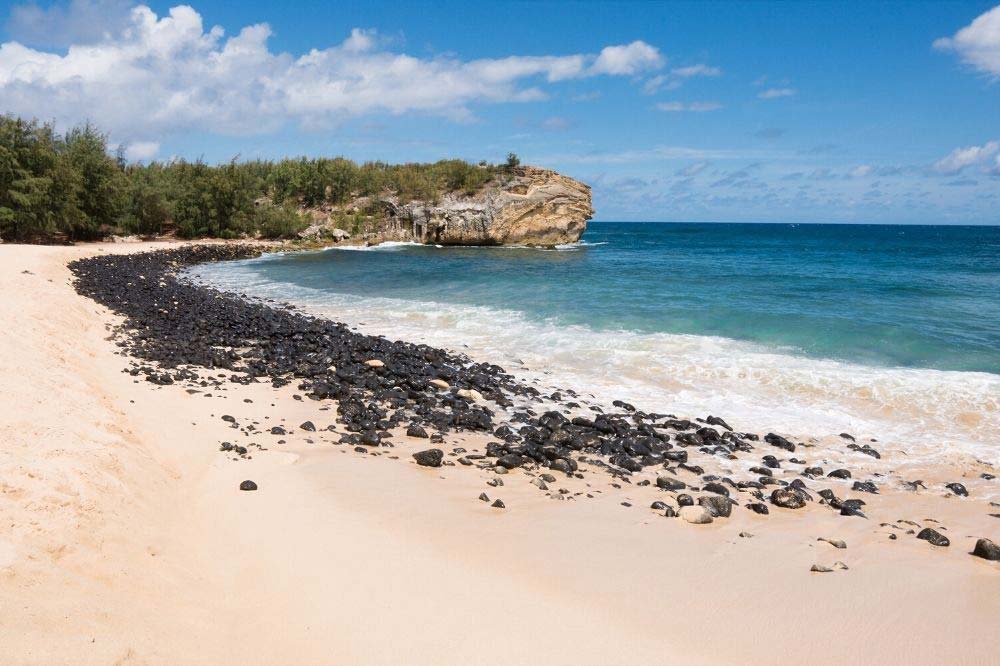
top-left (187, 259), bottom-right (999, 471)
top-left (324, 239), bottom-right (607, 252)
top-left (324, 240), bottom-right (430, 252)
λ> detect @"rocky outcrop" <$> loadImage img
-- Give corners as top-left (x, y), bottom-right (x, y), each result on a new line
top-left (299, 166), bottom-right (592, 247)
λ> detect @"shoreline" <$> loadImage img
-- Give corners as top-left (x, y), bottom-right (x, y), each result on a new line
top-left (1, 241), bottom-right (997, 664)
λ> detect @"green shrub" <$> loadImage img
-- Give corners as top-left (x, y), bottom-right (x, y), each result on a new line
top-left (0, 114), bottom-right (509, 242)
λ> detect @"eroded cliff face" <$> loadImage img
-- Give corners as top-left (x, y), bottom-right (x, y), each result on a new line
top-left (300, 166), bottom-right (593, 247)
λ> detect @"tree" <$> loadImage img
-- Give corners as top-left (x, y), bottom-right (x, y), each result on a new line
top-left (505, 152), bottom-right (520, 169)
top-left (62, 122), bottom-right (126, 239)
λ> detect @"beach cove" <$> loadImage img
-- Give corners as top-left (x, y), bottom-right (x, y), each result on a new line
top-left (1, 240), bottom-right (997, 665)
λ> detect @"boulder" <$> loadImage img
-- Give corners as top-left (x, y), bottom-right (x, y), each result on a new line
top-left (680, 505), bottom-right (714, 524)
top-left (412, 449), bottom-right (444, 467)
top-left (972, 538), bottom-right (1000, 561)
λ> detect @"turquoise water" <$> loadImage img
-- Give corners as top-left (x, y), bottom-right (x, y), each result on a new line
top-left (234, 223), bottom-right (999, 373)
top-left (190, 222), bottom-right (1000, 464)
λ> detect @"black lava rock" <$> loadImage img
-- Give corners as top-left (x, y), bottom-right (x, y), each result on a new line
top-left (656, 476), bottom-right (686, 491)
top-left (916, 527), bottom-right (950, 547)
top-left (770, 488), bottom-right (807, 509)
top-left (239, 480), bottom-right (258, 491)
top-left (972, 538), bottom-right (1000, 561)
top-left (698, 495), bottom-right (734, 518)
top-left (765, 433), bottom-right (795, 452)
top-left (406, 424), bottom-right (429, 438)
top-left (412, 449), bottom-right (444, 467)
top-left (702, 481), bottom-right (730, 497)
top-left (945, 482), bottom-right (969, 497)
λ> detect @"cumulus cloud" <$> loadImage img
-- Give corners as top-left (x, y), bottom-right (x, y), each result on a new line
top-left (0, 4), bottom-right (664, 142)
top-left (656, 101), bottom-right (722, 112)
top-left (757, 87), bottom-right (796, 99)
top-left (933, 5), bottom-right (1000, 76)
top-left (590, 41), bottom-right (664, 75)
top-left (933, 140), bottom-right (999, 173)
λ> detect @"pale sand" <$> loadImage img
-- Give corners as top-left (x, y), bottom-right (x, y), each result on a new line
top-left (1, 242), bottom-right (997, 665)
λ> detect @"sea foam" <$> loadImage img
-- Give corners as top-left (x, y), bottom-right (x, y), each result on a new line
top-left (187, 260), bottom-right (999, 468)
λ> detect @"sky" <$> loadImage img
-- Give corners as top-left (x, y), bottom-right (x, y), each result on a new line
top-left (0, 0), bottom-right (998, 224)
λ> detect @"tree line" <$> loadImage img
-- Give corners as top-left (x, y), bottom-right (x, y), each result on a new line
top-left (0, 115), bottom-right (516, 242)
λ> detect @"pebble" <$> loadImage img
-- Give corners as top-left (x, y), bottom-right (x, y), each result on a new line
top-left (945, 482), bottom-right (969, 497)
top-left (818, 537), bottom-right (847, 549)
top-left (239, 480), bottom-right (257, 491)
top-left (916, 527), bottom-right (950, 547)
top-left (491, 499), bottom-right (505, 509)
top-left (364, 359), bottom-right (385, 367)
top-left (456, 388), bottom-right (485, 402)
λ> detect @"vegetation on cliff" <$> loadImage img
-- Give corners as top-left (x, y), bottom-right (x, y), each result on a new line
top-left (0, 115), bottom-right (513, 242)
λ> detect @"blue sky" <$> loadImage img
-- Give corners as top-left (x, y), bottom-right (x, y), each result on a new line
top-left (1, 0), bottom-right (998, 223)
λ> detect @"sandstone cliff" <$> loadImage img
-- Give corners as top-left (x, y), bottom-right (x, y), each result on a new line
top-left (299, 166), bottom-right (592, 247)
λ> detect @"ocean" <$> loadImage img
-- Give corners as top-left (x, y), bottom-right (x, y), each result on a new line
top-left (188, 222), bottom-right (1000, 465)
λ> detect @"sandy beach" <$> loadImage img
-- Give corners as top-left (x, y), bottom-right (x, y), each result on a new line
top-left (1, 241), bottom-right (997, 665)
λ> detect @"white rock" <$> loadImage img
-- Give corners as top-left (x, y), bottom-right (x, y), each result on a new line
top-left (679, 505), bottom-right (714, 525)
top-left (456, 388), bottom-right (484, 402)
top-left (364, 359), bottom-right (385, 368)
top-left (429, 379), bottom-right (450, 389)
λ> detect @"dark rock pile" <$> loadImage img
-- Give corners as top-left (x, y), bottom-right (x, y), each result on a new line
top-left (69, 245), bottom-right (987, 538)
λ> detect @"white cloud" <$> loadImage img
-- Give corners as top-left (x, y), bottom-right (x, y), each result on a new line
top-left (656, 101), bottom-right (722, 112)
top-left (5, 0), bottom-right (134, 48)
top-left (0, 4), bottom-right (663, 141)
top-left (590, 40), bottom-right (664, 75)
top-left (849, 165), bottom-right (873, 178)
top-left (671, 64), bottom-right (721, 78)
top-left (933, 140), bottom-right (1000, 173)
top-left (123, 140), bottom-right (159, 161)
top-left (933, 5), bottom-right (1000, 76)
top-left (757, 87), bottom-right (796, 99)
top-left (642, 63), bottom-right (720, 93)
